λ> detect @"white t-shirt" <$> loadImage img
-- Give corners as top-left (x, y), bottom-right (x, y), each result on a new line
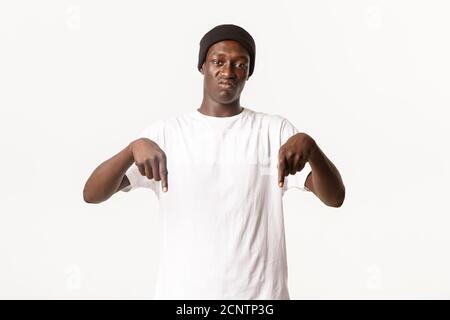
top-left (122, 107), bottom-right (311, 299)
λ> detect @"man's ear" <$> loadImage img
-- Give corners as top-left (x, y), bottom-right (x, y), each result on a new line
top-left (200, 62), bottom-right (205, 74)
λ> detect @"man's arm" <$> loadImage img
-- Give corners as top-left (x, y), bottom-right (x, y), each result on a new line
top-left (306, 143), bottom-right (345, 207)
top-left (278, 132), bottom-right (345, 207)
top-left (83, 137), bottom-right (169, 203)
top-left (83, 144), bottom-right (134, 204)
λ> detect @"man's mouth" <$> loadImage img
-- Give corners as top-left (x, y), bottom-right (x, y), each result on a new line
top-left (218, 81), bottom-right (235, 88)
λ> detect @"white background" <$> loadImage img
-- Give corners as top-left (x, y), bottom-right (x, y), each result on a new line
top-left (1, 0), bottom-right (449, 299)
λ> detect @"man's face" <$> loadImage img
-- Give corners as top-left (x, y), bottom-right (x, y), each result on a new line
top-left (200, 40), bottom-right (250, 105)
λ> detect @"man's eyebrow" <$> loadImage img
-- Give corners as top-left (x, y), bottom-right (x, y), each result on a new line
top-left (211, 53), bottom-right (249, 61)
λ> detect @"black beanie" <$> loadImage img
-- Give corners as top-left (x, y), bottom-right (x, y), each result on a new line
top-left (198, 24), bottom-right (256, 77)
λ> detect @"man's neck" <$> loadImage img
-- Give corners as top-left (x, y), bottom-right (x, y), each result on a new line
top-left (198, 99), bottom-right (242, 117)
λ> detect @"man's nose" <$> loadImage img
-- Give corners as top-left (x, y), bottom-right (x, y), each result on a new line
top-left (220, 62), bottom-right (236, 78)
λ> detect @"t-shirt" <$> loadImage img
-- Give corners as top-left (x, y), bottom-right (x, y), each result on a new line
top-left (122, 107), bottom-right (311, 299)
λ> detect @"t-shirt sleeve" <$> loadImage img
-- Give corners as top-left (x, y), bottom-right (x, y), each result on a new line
top-left (121, 121), bottom-right (164, 194)
top-left (279, 118), bottom-right (312, 194)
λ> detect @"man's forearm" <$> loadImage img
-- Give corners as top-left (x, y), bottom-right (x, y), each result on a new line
top-left (83, 143), bottom-right (134, 203)
top-left (308, 143), bottom-right (345, 207)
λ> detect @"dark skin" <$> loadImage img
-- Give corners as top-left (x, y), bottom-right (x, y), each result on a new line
top-left (278, 133), bottom-right (345, 207)
top-left (83, 40), bottom-right (345, 208)
top-left (198, 40), bottom-right (250, 117)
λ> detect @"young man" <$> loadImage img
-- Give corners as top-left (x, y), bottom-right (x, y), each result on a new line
top-left (83, 24), bottom-right (345, 299)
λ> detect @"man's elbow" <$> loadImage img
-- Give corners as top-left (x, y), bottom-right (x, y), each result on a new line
top-left (328, 186), bottom-right (345, 208)
top-left (83, 188), bottom-right (101, 204)
top-left (83, 190), bottom-right (94, 204)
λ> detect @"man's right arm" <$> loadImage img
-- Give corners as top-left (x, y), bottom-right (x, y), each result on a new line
top-left (83, 143), bottom-right (134, 204)
top-left (83, 137), bottom-right (169, 204)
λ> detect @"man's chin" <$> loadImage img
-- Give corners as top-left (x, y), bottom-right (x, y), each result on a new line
top-left (216, 97), bottom-right (238, 105)
top-left (217, 90), bottom-right (238, 99)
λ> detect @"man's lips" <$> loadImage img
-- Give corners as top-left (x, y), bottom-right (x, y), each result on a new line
top-left (218, 81), bottom-right (235, 88)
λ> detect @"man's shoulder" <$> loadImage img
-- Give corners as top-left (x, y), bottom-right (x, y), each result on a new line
top-left (246, 108), bottom-right (288, 126)
top-left (140, 112), bottom-right (190, 132)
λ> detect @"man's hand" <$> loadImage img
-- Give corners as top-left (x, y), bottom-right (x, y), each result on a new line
top-left (130, 138), bottom-right (169, 192)
top-left (278, 133), bottom-right (316, 188)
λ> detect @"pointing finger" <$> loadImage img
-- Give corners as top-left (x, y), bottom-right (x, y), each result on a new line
top-left (278, 153), bottom-right (287, 188)
top-left (159, 153), bottom-right (168, 192)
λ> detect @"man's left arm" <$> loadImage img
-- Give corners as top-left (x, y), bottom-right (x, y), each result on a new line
top-left (278, 132), bottom-right (345, 208)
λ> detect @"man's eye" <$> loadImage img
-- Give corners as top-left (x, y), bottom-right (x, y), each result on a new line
top-left (236, 63), bottom-right (248, 69)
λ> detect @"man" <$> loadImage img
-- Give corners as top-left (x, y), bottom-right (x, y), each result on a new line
top-left (83, 24), bottom-right (345, 299)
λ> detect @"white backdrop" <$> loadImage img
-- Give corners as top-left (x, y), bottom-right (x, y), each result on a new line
top-left (1, 0), bottom-right (449, 299)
